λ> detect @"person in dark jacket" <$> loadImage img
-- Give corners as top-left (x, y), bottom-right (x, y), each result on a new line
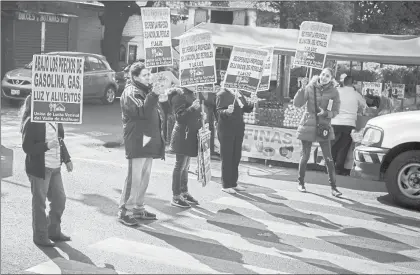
top-left (20, 95), bottom-right (73, 247)
top-left (168, 87), bottom-right (206, 207)
top-left (216, 88), bottom-right (254, 193)
top-left (118, 62), bottom-right (165, 226)
top-left (293, 67), bottom-right (342, 197)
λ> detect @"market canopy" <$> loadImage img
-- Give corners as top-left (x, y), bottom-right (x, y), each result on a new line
top-left (173, 23), bottom-right (420, 66)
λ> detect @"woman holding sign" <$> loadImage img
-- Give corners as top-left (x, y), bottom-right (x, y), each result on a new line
top-left (20, 95), bottom-right (73, 247)
top-left (167, 87), bottom-right (207, 208)
top-left (216, 88), bottom-right (254, 194)
top-left (293, 67), bottom-right (342, 197)
top-left (119, 62), bottom-right (165, 226)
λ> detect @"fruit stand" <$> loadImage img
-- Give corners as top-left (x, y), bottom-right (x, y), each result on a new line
top-left (172, 23), bottom-right (420, 165)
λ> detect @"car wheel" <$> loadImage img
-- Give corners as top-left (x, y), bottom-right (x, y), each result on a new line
top-left (385, 150), bottom-right (420, 209)
top-left (101, 86), bottom-right (116, 105)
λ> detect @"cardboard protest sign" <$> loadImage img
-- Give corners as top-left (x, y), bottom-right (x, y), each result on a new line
top-left (179, 31), bottom-right (216, 86)
top-left (257, 47), bottom-right (274, 92)
top-left (294, 21), bottom-right (333, 70)
top-left (197, 124), bottom-right (211, 187)
top-left (196, 83), bottom-right (214, 93)
top-left (389, 83), bottom-right (405, 99)
top-left (141, 7), bottom-right (173, 68)
top-left (31, 54), bottom-right (84, 124)
top-left (223, 46), bottom-right (268, 94)
top-left (362, 82), bottom-right (382, 97)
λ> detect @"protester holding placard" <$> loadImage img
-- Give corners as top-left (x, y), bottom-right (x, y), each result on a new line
top-left (167, 87), bottom-right (207, 207)
top-left (216, 88), bottom-right (254, 194)
top-left (293, 68), bottom-right (342, 197)
top-left (118, 62), bottom-right (165, 226)
top-left (20, 95), bottom-right (73, 247)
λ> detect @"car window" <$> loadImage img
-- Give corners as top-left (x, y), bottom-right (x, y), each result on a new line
top-left (86, 56), bottom-right (107, 71)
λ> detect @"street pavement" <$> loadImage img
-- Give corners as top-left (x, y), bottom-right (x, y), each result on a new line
top-left (1, 100), bottom-right (420, 274)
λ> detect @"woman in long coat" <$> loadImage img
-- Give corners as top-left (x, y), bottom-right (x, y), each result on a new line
top-left (168, 87), bottom-right (206, 207)
top-left (216, 88), bottom-right (254, 194)
top-left (293, 67), bottom-right (343, 197)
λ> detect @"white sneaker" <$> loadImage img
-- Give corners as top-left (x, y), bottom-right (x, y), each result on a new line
top-left (222, 188), bottom-right (237, 194)
top-left (233, 185), bottom-right (246, 192)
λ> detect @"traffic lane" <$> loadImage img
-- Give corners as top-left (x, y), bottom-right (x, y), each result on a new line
top-left (2, 149), bottom-right (419, 274)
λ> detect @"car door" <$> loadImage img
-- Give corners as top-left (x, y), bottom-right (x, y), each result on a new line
top-left (82, 56), bottom-right (95, 98)
top-left (86, 56), bottom-right (111, 98)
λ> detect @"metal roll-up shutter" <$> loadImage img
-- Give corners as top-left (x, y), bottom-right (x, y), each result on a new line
top-left (45, 22), bottom-right (69, 53)
top-left (14, 20), bottom-right (41, 68)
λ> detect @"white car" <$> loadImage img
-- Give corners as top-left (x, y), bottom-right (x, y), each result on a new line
top-left (353, 111), bottom-right (420, 209)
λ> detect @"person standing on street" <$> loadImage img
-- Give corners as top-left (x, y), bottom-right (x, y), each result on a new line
top-left (331, 75), bottom-right (367, 175)
top-left (119, 62), bottom-right (165, 226)
top-left (167, 87), bottom-right (206, 208)
top-left (21, 95), bottom-right (73, 247)
top-left (216, 88), bottom-right (254, 194)
top-left (293, 67), bottom-right (343, 197)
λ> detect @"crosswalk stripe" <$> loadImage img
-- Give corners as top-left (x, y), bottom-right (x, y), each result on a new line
top-left (211, 196), bottom-right (420, 237)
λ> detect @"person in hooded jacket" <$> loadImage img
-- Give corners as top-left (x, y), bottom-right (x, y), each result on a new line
top-left (293, 67), bottom-right (343, 197)
top-left (216, 88), bottom-right (254, 194)
top-left (167, 87), bottom-right (207, 208)
top-left (118, 62), bottom-right (165, 226)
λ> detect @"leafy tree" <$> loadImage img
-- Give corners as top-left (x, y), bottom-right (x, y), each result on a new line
top-left (351, 1), bottom-right (420, 35)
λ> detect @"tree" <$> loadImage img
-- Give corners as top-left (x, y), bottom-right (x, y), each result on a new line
top-left (351, 1), bottom-right (420, 35)
top-left (99, 1), bottom-right (154, 71)
top-left (259, 1), bottom-right (354, 31)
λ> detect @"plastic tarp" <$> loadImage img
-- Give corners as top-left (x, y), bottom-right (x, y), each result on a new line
top-left (173, 23), bottom-right (420, 65)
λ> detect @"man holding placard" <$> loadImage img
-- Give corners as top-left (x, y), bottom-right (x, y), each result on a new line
top-left (22, 54), bottom-right (82, 246)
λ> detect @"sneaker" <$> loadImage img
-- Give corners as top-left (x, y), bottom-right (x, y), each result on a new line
top-left (118, 215), bottom-right (140, 226)
top-left (171, 197), bottom-right (191, 208)
top-left (332, 188), bottom-right (342, 197)
top-left (222, 188), bottom-right (237, 194)
top-left (182, 193), bottom-right (199, 205)
top-left (133, 210), bottom-right (157, 220)
top-left (298, 185), bottom-right (307, 193)
top-left (233, 185), bottom-right (246, 192)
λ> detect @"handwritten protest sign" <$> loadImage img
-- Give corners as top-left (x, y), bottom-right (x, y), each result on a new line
top-left (223, 46), bottom-right (268, 94)
top-left (294, 21), bottom-right (333, 70)
top-left (31, 54), bottom-right (84, 124)
top-left (179, 31), bottom-right (216, 86)
top-left (141, 7), bottom-right (173, 68)
top-left (390, 83), bottom-right (405, 99)
top-left (257, 47), bottom-right (274, 92)
top-left (362, 82), bottom-right (382, 97)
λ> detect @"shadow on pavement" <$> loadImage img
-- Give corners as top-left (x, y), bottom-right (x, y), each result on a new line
top-left (139, 221), bottom-right (254, 274)
top-left (69, 193), bottom-right (119, 217)
top-left (1, 179), bottom-right (30, 189)
top-left (36, 242), bottom-right (119, 274)
top-left (377, 194), bottom-right (420, 213)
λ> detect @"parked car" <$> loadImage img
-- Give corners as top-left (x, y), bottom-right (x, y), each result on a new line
top-left (353, 111), bottom-right (420, 209)
top-left (1, 52), bottom-right (118, 105)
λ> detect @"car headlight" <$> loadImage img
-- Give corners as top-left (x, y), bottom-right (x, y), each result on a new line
top-left (361, 127), bottom-right (383, 147)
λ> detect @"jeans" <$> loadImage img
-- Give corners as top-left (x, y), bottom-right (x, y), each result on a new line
top-left (219, 134), bottom-right (244, 188)
top-left (298, 140), bottom-right (336, 188)
top-left (331, 125), bottom-right (354, 172)
top-left (28, 167), bottom-right (66, 241)
top-left (119, 158), bottom-right (153, 216)
top-left (172, 154), bottom-right (190, 197)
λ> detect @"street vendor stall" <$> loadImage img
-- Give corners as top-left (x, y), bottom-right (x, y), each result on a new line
top-left (172, 23), bottom-right (420, 167)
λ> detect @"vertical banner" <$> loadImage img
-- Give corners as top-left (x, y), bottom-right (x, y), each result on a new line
top-left (223, 46), bottom-right (269, 94)
top-left (141, 7), bottom-right (173, 68)
top-left (197, 125), bottom-right (212, 187)
top-left (294, 21), bottom-right (333, 70)
top-left (257, 47), bottom-right (274, 92)
top-left (31, 54), bottom-right (84, 124)
top-left (179, 31), bottom-right (216, 86)
top-left (362, 82), bottom-right (383, 97)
